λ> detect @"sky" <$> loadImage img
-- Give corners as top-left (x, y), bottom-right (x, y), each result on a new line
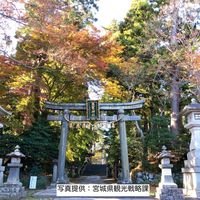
top-left (1, 0), bottom-right (133, 54)
top-left (94, 0), bottom-right (132, 29)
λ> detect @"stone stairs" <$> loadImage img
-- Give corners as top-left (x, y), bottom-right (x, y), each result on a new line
top-left (82, 164), bottom-right (107, 176)
top-left (34, 165), bottom-right (156, 199)
top-left (34, 176), bottom-right (156, 200)
top-left (54, 198), bottom-right (155, 200)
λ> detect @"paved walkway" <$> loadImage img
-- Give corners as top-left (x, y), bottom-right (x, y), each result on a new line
top-left (54, 198), bottom-right (155, 200)
top-left (34, 176), bottom-right (156, 200)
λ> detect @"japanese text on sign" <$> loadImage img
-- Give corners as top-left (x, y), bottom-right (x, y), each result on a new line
top-left (57, 184), bottom-right (150, 197)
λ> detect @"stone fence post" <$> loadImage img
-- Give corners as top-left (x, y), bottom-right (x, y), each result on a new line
top-left (50, 159), bottom-right (58, 188)
top-left (0, 158), bottom-right (5, 186)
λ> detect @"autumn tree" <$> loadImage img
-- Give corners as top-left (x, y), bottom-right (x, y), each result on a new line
top-left (0, 0), bottom-right (121, 124)
top-left (0, 0), bottom-right (123, 174)
top-left (114, 0), bottom-right (200, 135)
top-left (103, 0), bottom-right (200, 175)
top-left (150, 0), bottom-right (200, 135)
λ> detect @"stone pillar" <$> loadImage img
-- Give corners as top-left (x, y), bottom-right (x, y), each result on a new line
top-left (57, 109), bottom-right (69, 184)
top-left (0, 158), bottom-right (5, 186)
top-left (181, 99), bottom-right (200, 198)
top-left (49, 159), bottom-right (58, 188)
top-left (118, 109), bottom-right (131, 183)
top-left (156, 146), bottom-right (184, 200)
top-left (52, 159), bottom-right (58, 184)
top-left (0, 145), bottom-right (26, 199)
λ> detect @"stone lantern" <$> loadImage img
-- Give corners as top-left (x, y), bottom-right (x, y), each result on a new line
top-left (181, 99), bottom-right (200, 198)
top-left (6, 145), bottom-right (25, 185)
top-left (0, 145), bottom-right (26, 199)
top-left (157, 146), bottom-right (177, 188)
top-left (156, 146), bottom-right (184, 200)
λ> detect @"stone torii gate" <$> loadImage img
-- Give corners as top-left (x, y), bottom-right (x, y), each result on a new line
top-left (45, 100), bottom-right (144, 184)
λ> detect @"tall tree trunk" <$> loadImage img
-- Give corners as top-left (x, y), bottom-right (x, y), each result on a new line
top-left (170, 66), bottom-right (180, 135)
top-left (170, 2), bottom-right (180, 135)
top-left (31, 54), bottom-right (46, 120)
top-left (32, 68), bottom-right (42, 120)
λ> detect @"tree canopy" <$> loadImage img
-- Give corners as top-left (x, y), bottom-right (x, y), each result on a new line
top-left (0, 0), bottom-right (199, 180)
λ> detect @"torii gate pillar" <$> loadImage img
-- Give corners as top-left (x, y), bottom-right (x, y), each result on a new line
top-left (57, 110), bottom-right (69, 184)
top-left (118, 109), bottom-right (131, 183)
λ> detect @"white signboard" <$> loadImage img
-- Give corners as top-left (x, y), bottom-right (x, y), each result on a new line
top-left (57, 184), bottom-right (150, 197)
top-left (29, 176), bottom-right (37, 189)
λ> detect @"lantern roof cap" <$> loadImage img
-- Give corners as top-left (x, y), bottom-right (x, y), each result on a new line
top-left (157, 145), bottom-right (174, 159)
top-left (6, 145), bottom-right (25, 158)
top-left (181, 99), bottom-right (200, 116)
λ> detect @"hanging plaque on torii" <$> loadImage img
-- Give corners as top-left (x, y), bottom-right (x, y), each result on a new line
top-left (86, 100), bottom-right (100, 120)
top-left (45, 99), bottom-right (145, 184)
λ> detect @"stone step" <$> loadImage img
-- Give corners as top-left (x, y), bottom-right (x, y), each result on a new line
top-left (30, 198), bottom-right (155, 200)
top-left (35, 188), bottom-right (155, 200)
top-left (34, 175), bottom-right (156, 200)
top-left (34, 184), bottom-right (156, 200)
top-left (82, 164), bottom-right (107, 176)
top-left (53, 198), bottom-right (155, 200)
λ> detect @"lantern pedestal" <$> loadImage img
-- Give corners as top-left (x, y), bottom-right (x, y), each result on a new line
top-left (181, 99), bottom-right (200, 198)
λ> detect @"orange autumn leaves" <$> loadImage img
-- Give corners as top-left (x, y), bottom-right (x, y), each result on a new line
top-left (18, 0), bottom-right (122, 80)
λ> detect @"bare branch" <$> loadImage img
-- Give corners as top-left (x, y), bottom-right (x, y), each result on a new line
top-left (0, 12), bottom-right (26, 25)
top-left (0, 49), bottom-right (33, 69)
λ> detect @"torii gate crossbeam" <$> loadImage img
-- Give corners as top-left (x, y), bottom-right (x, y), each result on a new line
top-left (45, 100), bottom-right (144, 184)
